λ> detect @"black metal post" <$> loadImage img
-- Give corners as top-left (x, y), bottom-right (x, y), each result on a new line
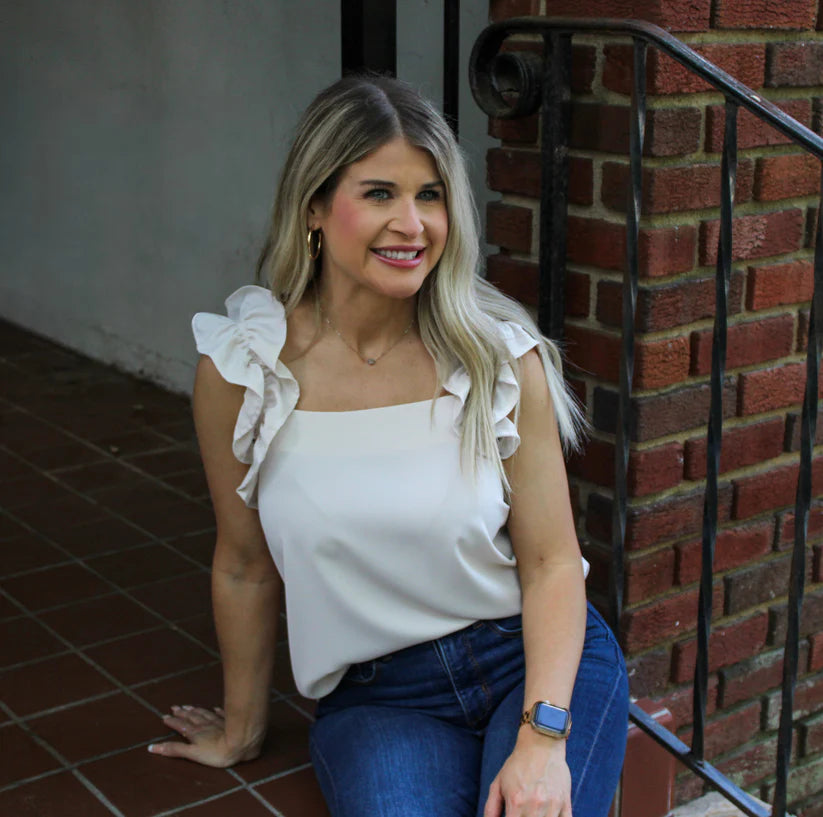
top-left (443, 0), bottom-right (460, 136)
top-left (341, 0), bottom-right (396, 75)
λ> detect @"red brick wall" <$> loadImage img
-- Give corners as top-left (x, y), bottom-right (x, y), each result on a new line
top-left (485, 1), bottom-right (823, 813)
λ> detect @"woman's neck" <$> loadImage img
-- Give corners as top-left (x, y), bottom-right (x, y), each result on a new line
top-left (314, 279), bottom-right (417, 348)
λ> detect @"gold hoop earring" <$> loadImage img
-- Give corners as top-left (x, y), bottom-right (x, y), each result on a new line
top-left (307, 229), bottom-right (322, 260)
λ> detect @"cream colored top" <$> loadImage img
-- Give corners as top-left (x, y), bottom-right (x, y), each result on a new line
top-left (192, 285), bottom-right (587, 699)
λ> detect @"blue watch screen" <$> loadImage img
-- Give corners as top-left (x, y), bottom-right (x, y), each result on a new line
top-left (535, 702), bottom-right (569, 732)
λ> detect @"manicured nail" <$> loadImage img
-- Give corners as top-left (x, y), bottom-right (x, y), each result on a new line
top-left (147, 744), bottom-right (156, 753)
top-left (182, 705), bottom-right (193, 710)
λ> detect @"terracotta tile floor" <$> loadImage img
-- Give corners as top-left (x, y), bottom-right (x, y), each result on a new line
top-left (0, 320), bottom-right (331, 817)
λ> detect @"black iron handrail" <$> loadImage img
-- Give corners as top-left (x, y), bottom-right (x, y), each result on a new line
top-left (470, 17), bottom-right (823, 817)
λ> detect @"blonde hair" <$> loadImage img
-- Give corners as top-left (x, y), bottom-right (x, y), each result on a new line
top-left (257, 76), bottom-right (583, 488)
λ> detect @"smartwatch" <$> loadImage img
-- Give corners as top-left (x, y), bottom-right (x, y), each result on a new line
top-left (520, 701), bottom-right (572, 739)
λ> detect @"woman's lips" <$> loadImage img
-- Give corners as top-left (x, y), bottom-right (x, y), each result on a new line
top-left (371, 247), bottom-right (425, 268)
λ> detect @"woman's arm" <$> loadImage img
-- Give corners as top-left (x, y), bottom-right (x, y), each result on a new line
top-left (149, 356), bottom-right (282, 767)
top-left (484, 349), bottom-right (587, 817)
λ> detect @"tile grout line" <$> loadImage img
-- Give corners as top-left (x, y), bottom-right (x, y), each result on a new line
top-left (72, 770), bottom-right (128, 817)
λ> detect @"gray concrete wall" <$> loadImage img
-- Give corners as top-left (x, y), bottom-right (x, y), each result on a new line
top-left (0, 0), bottom-right (340, 392)
top-left (0, 0), bottom-right (494, 394)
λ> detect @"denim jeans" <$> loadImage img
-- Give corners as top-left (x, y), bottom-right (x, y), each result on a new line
top-left (310, 602), bottom-right (628, 817)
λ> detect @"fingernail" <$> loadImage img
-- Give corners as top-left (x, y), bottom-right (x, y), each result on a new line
top-left (182, 705), bottom-right (193, 710)
top-left (147, 744), bottom-right (156, 753)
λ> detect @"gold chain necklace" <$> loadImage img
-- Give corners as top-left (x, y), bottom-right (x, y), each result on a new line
top-left (318, 299), bottom-right (415, 366)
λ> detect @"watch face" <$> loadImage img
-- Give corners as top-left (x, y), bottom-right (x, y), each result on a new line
top-left (534, 702), bottom-right (571, 735)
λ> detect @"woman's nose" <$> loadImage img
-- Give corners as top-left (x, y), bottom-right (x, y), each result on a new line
top-left (390, 199), bottom-right (424, 236)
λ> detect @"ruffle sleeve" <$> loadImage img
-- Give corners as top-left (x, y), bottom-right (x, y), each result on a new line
top-left (442, 321), bottom-right (538, 460)
top-left (191, 285), bottom-right (299, 508)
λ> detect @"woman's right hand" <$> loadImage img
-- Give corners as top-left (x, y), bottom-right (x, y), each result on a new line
top-left (148, 705), bottom-right (263, 768)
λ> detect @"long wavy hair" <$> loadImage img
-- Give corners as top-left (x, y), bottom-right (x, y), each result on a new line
top-left (257, 75), bottom-right (583, 488)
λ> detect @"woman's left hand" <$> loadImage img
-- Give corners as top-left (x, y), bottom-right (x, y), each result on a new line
top-left (482, 734), bottom-right (572, 817)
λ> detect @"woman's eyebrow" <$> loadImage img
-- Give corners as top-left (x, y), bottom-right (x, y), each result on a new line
top-left (358, 179), bottom-right (444, 188)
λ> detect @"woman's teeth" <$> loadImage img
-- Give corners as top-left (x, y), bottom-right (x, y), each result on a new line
top-left (374, 249), bottom-right (419, 260)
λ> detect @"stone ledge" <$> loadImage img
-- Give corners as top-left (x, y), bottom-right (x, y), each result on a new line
top-left (669, 792), bottom-right (792, 817)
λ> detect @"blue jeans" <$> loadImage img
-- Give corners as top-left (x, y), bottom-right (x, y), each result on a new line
top-left (310, 602), bottom-right (628, 817)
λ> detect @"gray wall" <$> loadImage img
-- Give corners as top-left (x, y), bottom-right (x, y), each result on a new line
top-left (0, 0), bottom-right (493, 394)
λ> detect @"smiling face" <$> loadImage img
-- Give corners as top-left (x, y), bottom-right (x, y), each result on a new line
top-left (309, 137), bottom-right (449, 301)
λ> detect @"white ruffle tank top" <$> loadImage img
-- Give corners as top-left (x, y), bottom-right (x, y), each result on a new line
top-left (192, 285), bottom-right (586, 699)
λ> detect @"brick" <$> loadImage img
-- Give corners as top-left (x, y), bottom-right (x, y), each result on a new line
top-left (487, 148), bottom-right (540, 197)
top-left (763, 674), bottom-right (823, 730)
top-left (567, 218), bottom-right (697, 277)
top-left (592, 380), bottom-right (738, 442)
top-left (699, 209), bottom-right (806, 266)
top-left (639, 225), bottom-right (698, 278)
top-left (488, 152), bottom-right (592, 204)
top-left (486, 254), bottom-right (538, 307)
top-left (587, 490), bottom-right (731, 551)
top-left (715, 737), bottom-right (781, 789)
top-left (634, 335), bottom-right (691, 390)
top-left (539, 0), bottom-right (711, 31)
top-left (684, 419), bottom-right (785, 481)
top-left (660, 676), bottom-right (720, 731)
top-left (755, 153), bottom-right (821, 202)
top-left (596, 272), bottom-right (744, 332)
top-left (671, 611), bottom-right (769, 683)
top-left (733, 462), bottom-right (800, 519)
top-left (738, 362), bottom-right (821, 415)
top-left (690, 314), bottom-right (796, 376)
top-left (570, 103), bottom-right (630, 154)
top-left (679, 701), bottom-right (762, 759)
top-left (601, 160), bottom-right (754, 215)
top-left (778, 505), bottom-right (823, 547)
top-left (801, 710), bottom-right (823, 755)
top-left (747, 259), bottom-right (815, 310)
top-left (622, 588), bottom-right (700, 653)
top-left (604, 43), bottom-right (766, 96)
top-left (486, 202), bottom-right (532, 253)
top-left (568, 157), bottom-right (594, 207)
top-left (624, 486), bottom-right (733, 551)
top-left (564, 325), bottom-right (621, 382)
top-left (644, 107), bottom-right (704, 157)
top-left (625, 647), bottom-right (671, 698)
top-left (571, 106), bottom-right (702, 158)
top-left (625, 548), bottom-right (678, 605)
top-left (676, 521), bottom-right (774, 586)
top-left (630, 442), bottom-right (685, 496)
top-left (490, 0), bottom-right (538, 20)
top-left (768, 587), bottom-right (823, 645)
top-left (725, 553), bottom-right (794, 615)
top-left (705, 99), bottom-right (812, 152)
top-left (567, 438), bottom-right (614, 487)
top-left (766, 42), bottom-right (823, 87)
top-left (810, 632), bottom-right (823, 672)
top-left (568, 439), bottom-right (683, 497)
top-left (798, 307), bottom-right (811, 352)
top-left (571, 44), bottom-right (597, 95)
top-left (566, 271), bottom-right (590, 318)
top-left (719, 647), bottom-right (791, 708)
top-left (714, 0), bottom-right (818, 28)
top-left (489, 115), bottom-right (538, 145)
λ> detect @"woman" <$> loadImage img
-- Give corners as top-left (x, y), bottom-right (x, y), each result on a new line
top-left (150, 75), bottom-right (628, 817)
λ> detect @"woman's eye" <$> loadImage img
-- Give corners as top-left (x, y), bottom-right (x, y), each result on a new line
top-left (365, 188), bottom-right (391, 201)
top-left (418, 189), bottom-right (442, 202)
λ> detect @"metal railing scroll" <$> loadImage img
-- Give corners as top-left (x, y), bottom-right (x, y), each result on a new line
top-left (469, 17), bottom-right (823, 817)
